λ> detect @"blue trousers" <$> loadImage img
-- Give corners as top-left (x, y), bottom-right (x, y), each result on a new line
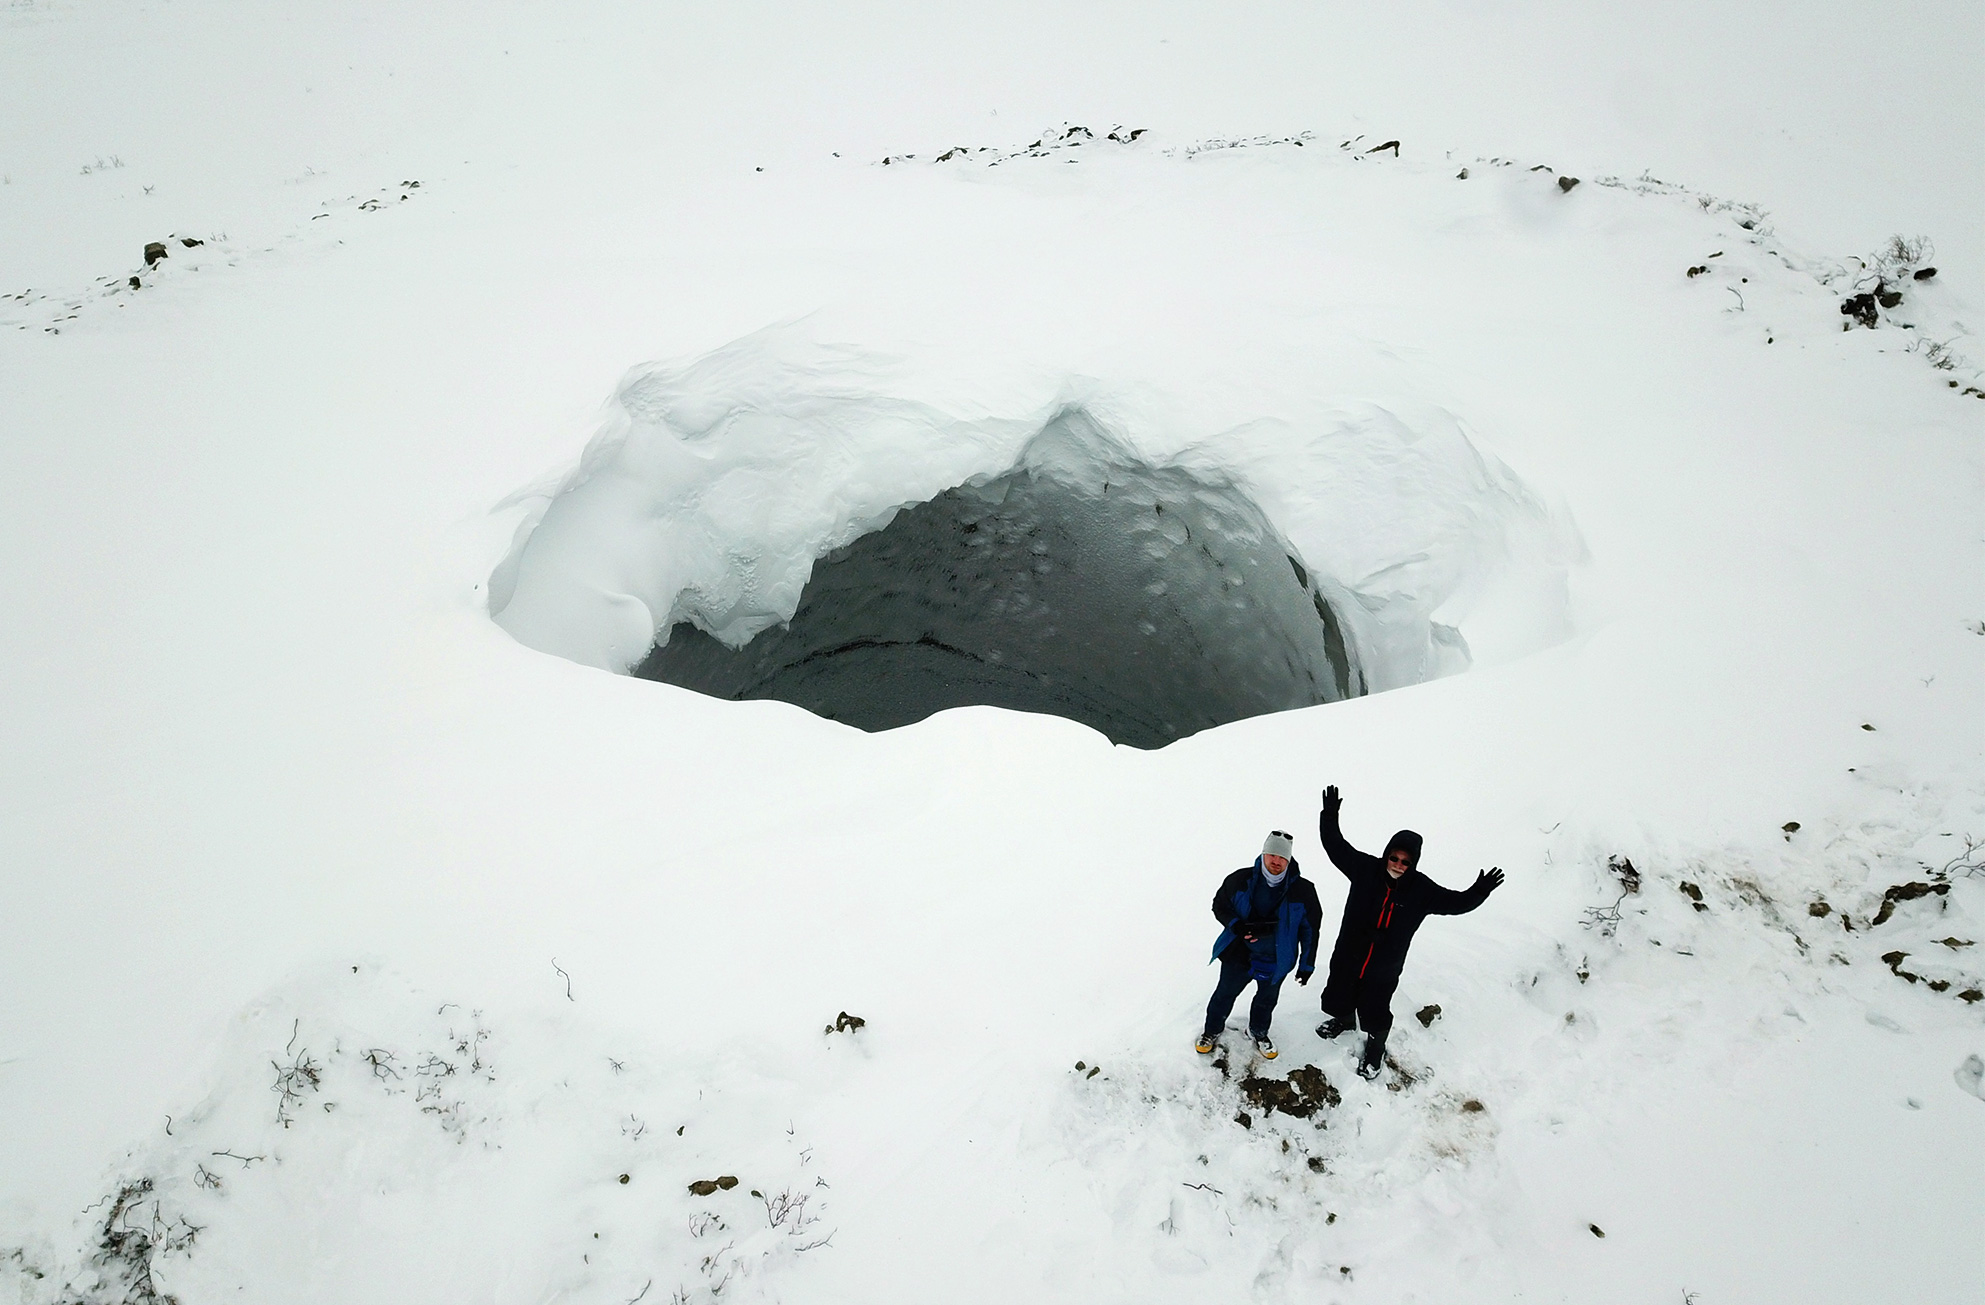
top-left (1203, 951), bottom-right (1283, 1038)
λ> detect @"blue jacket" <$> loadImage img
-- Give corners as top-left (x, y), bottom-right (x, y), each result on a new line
top-left (1208, 858), bottom-right (1322, 984)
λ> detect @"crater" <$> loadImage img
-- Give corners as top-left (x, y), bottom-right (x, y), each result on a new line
top-left (637, 412), bottom-right (1365, 747)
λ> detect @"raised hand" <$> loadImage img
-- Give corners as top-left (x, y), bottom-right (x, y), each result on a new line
top-left (1321, 784), bottom-right (1342, 818)
top-left (1477, 867), bottom-right (1506, 893)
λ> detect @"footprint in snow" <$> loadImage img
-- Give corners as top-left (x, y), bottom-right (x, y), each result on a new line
top-left (1957, 1054), bottom-right (1985, 1101)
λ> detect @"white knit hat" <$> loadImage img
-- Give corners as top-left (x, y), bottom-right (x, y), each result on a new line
top-left (1262, 830), bottom-right (1294, 859)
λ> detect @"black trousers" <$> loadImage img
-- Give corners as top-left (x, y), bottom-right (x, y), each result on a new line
top-left (1203, 951), bottom-right (1284, 1038)
top-left (1318, 966), bottom-right (1399, 1040)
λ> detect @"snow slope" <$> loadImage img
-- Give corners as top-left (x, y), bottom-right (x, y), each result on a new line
top-left (3, 2), bottom-right (1982, 1303)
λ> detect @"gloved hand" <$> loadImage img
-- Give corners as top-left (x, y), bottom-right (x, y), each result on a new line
top-left (1476, 867), bottom-right (1506, 893)
top-left (1296, 969), bottom-right (1313, 986)
top-left (1321, 784), bottom-right (1342, 819)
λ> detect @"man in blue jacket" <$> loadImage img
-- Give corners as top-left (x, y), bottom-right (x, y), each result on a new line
top-left (1198, 830), bottom-right (1322, 1060)
top-left (1315, 784), bottom-right (1504, 1080)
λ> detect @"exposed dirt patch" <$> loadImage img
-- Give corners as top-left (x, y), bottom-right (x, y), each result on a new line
top-left (1238, 1064), bottom-right (1341, 1120)
top-left (1871, 881), bottom-right (1950, 926)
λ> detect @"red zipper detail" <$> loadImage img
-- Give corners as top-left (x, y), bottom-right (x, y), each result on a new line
top-left (1359, 886), bottom-right (1395, 978)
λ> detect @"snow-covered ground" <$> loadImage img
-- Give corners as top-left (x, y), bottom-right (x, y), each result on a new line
top-left (3, 3), bottom-right (1982, 1302)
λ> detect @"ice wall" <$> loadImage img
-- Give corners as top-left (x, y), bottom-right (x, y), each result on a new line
top-left (639, 410), bottom-right (1365, 748)
top-left (489, 326), bottom-right (1579, 735)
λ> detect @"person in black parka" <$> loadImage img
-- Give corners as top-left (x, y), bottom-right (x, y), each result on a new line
top-left (1198, 829), bottom-right (1322, 1060)
top-left (1314, 784), bottom-right (1504, 1079)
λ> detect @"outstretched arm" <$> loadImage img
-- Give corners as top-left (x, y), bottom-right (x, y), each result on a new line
top-left (1423, 867), bottom-right (1505, 916)
top-left (1318, 785), bottom-right (1376, 881)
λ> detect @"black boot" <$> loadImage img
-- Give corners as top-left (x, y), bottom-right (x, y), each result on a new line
top-left (1357, 1034), bottom-right (1386, 1081)
top-left (1316, 1015), bottom-right (1354, 1040)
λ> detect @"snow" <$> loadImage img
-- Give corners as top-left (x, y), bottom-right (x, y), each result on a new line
top-left (3, 2), bottom-right (1984, 1303)
top-left (2, 964), bottom-right (844, 1304)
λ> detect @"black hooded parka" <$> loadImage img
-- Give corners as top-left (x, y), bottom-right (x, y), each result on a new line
top-left (1317, 807), bottom-right (1491, 1039)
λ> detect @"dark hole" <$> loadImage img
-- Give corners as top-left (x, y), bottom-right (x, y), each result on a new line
top-left (637, 416), bottom-right (1364, 748)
